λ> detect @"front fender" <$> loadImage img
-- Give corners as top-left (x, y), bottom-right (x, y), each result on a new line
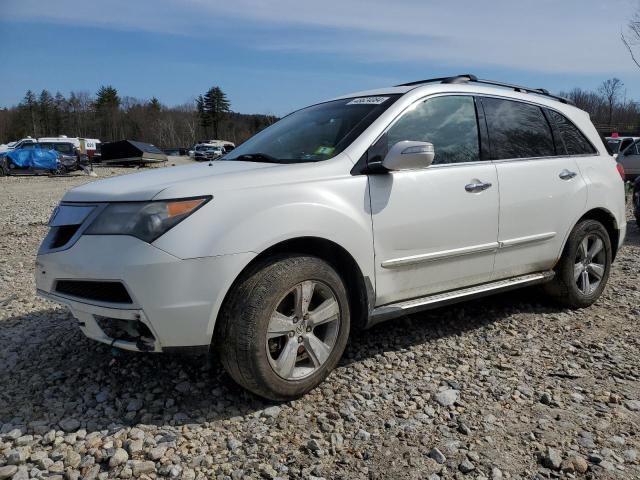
top-left (153, 175), bottom-right (375, 287)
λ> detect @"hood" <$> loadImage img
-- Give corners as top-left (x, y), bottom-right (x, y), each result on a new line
top-left (62, 161), bottom-right (281, 202)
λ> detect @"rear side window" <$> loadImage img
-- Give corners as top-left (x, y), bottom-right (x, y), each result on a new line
top-left (386, 95), bottom-right (480, 164)
top-left (545, 109), bottom-right (596, 156)
top-left (482, 97), bottom-right (555, 159)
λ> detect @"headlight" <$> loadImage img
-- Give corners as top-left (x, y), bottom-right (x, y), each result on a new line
top-left (85, 197), bottom-right (210, 243)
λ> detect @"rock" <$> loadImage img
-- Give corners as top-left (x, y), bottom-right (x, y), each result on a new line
top-left (65, 450), bottom-right (81, 469)
top-left (623, 449), bottom-right (638, 463)
top-left (571, 456), bottom-right (589, 473)
top-left (490, 467), bottom-right (503, 480)
top-left (131, 460), bottom-right (156, 476)
top-left (458, 422), bottom-right (471, 435)
top-left (625, 400), bottom-right (640, 411)
top-left (126, 398), bottom-right (143, 412)
top-left (4, 429), bottom-right (22, 440)
top-left (355, 429), bottom-right (370, 441)
top-left (259, 463), bottom-right (278, 479)
top-left (307, 439), bottom-right (321, 452)
top-left (330, 433), bottom-right (344, 451)
top-left (540, 392), bottom-right (552, 405)
top-left (66, 470), bottom-right (81, 480)
top-left (127, 439), bottom-right (143, 454)
top-left (15, 435), bottom-right (33, 446)
top-left (458, 459), bottom-right (475, 473)
top-left (10, 467), bottom-right (28, 480)
top-left (261, 406), bottom-right (281, 418)
top-left (560, 459), bottom-right (575, 473)
top-left (0, 465), bottom-right (18, 480)
top-left (95, 390), bottom-right (109, 403)
top-left (148, 446), bottom-right (167, 461)
top-left (59, 418), bottom-right (80, 432)
top-left (429, 448), bottom-right (446, 464)
top-left (7, 448), bottom-right (29, 465)
top-left (42, 430), bottom-right (56, 445)
top-left (227, 438), bottom-right (242, 451)
top-left (109, 448), bottom-right (129, 467)
top-left (542, 447), bottom-right (562, 470)
top-left (435, 389), bottom-right (459, 407)
top-left (49, 461), bottom-right (65, 474)
top-left (174, 381), bottom-right (191, 393)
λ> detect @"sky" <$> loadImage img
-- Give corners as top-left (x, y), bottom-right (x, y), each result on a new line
top-left (1, 0), bottom-right (639, 116)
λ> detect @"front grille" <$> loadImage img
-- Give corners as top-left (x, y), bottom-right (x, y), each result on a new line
top-left (55, 280), bottom-right (133, 304)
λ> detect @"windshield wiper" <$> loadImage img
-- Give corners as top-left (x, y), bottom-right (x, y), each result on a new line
top-left (232, 153), bottom-right (282, 163)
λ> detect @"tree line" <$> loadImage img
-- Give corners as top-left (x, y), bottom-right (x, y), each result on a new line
top-left (1, 76), bottom-right (639, 148)
top-left (0, 85), bottom-right (278, 148)
top-left (559, 78), bottom-right (640, 134)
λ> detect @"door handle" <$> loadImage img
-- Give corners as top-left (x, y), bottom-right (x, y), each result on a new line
top-left (559, 169), bottom-right (577, 180)
top-left (465, 181), bottom-right (492, 193)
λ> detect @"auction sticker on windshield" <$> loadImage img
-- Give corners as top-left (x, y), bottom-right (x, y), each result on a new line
top-left (346, 96), bottom-right (389, 105)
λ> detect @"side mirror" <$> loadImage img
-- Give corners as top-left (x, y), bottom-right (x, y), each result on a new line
top-left (382, 141), bottom-right (435, 171)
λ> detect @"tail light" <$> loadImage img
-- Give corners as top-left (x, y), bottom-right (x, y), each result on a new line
top-left (616, 162), bottom-right (625, 180)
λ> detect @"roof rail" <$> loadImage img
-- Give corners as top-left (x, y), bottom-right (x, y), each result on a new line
top-left (395, 75), bottom-right (574, 106)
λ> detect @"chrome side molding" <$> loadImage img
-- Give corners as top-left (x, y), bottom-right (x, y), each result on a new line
top-left (367, 271), bottom-right (555, 327)
top-left (381, 242), bottom-right (499, 269)
top-left (382, 233), bottom-right (556, 269)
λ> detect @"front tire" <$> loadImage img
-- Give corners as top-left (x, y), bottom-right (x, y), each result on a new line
top-left (544, 219), bottom-right (612, 308)
top-left (216, 255), bottom-right (350, 400)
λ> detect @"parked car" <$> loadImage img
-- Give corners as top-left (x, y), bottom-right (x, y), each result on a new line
top-left (36, 75), bottom-right (626, 400)
top-left (193, 145), bottom-right (224, 161)
top-left (606, 136), bottom-right (639, 158)
top-left (39, 141), bottom-right (86, 171)
top-left (0, 136), bottom-right (37, 152)
top-left (0, 146), bottom-right (61, 175)
top-left (617, 139), bottom-right (640, 181)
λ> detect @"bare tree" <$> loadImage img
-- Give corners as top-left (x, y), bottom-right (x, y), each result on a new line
top-left (622, 6), bottom-right (640, 69)
top-left (598, 78), bottom-right (624, 125)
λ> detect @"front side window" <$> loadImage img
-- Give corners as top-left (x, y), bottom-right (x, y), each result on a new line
top-left (482, 97), bottom-right (555, 160)
top-left (224, 95), bottom-right (400, 163)
top-left (545, 109), bottom-right (596, 156)
top-left (386, 96), bottom-right (480, 164)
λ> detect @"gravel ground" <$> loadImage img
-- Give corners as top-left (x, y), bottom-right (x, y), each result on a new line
top-left (1, 166), bottom-right (639, 480)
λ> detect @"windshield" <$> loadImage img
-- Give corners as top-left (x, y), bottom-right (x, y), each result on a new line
top-left (223, 95), bottom-right (400, 163)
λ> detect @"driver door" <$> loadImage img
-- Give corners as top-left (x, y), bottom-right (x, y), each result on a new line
top-left (369, 95), bottom-right (500, 306)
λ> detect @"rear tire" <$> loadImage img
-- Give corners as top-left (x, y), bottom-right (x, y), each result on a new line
top-left (544, 219), bottom-right (612, 308)
top-left (216, 255), bottom-right (350, 400)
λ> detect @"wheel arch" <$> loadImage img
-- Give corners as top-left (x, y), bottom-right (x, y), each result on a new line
top-left (214, 236), bottom-right (372, 343)
top-left (575, 208), bottom-right (620, 260)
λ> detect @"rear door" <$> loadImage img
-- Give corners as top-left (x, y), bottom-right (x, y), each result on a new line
top-left (480, 97), bottom-right (589, 279)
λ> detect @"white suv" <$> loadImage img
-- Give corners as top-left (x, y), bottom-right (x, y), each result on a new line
top-left (36, 75), bottom-right (626, 400)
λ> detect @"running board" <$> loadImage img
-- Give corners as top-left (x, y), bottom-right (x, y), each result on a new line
top-left (368, 271), bottom-right (555, 327)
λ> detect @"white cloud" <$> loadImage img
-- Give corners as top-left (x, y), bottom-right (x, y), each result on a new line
top-left (4, 0), bottom-right (640, 74)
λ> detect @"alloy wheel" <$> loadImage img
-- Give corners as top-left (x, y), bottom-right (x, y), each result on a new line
top-left (574, 233), bottom-right (606, 296)
top-left (266, 280), bottom-right (341, 380)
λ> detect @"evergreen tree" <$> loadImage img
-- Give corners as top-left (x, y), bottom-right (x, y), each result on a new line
top-left (196, 94), bottom-right (211, 134)
top-left (19, 90), bottom-right (39, 136)
top-left (199, 87), bottom-right (231, 138)
top-left (38, 90), bottom-right (54, 135)
top-left (95, 85), bottom-right (120, 139)
top-left (53, 91), bottom-right (66, 134)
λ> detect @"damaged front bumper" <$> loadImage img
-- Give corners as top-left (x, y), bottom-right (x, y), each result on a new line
top-left (35, 234), bottom-right (256, 354)
top-left (38, 289), bottom-right (161, 352)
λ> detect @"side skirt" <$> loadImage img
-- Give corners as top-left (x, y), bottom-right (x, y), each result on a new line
top-left (367, 271), bottom-right (555, 327)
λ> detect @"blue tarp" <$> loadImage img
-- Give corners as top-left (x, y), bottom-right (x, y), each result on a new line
top-left (3, 148), bottom-right (60, 170)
